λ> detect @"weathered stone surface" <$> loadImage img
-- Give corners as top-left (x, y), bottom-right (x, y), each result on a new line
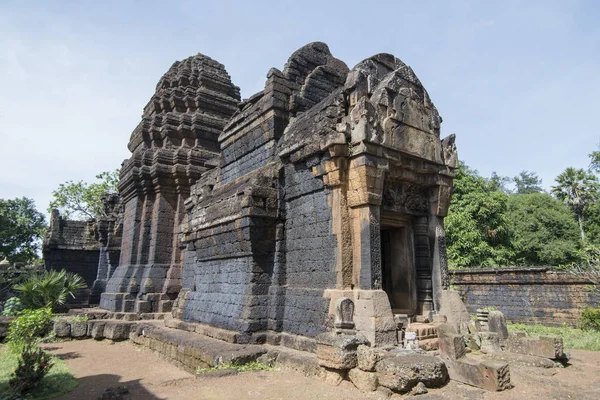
top-left (443, 357), bottom-right (511, 391)
top-left (348, 368), bottom-right (378, 392)
top-left (487, 311), bottom-right (509, 340)
top-left (483, 351), bottom-right (556, 368)
top-left (89, 320), bottom-right (106, 339)
top-left (375, 354), bottom-right (448, 393)
top-left (357, 345), bottom-right (392, 371)
top-left (506, 334), bottom-right (565, 359)
top-left (53, 319), bottom-right (71, 337)
top-left (479, 332), bottom-right (501, 354)
top-left (70, 320), bottom-right (88, 337)
top-left (316, 332), bottom-right (368, 369)
top-left (413, 381), bottom-right (428, 395)
top-left (437, 290), bottom-right (470, 334)
top-left (437, 323), bottom-right (466, 360)
top-left (103, 321), bottom-right (135, 341)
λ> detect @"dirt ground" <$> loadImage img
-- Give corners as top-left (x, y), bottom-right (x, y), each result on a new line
top-left (43, 340), bottom-right (600, 400)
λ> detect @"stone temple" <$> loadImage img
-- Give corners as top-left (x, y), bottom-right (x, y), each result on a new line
top-left (92, 41), bottom-right (459, 349)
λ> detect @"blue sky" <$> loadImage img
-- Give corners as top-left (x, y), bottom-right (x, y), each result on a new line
top-left (1, 0), bottom-right (598, 219)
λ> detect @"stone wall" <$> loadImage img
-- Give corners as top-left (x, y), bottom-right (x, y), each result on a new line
top-left (43, 210), bottom-right (100, 306)
top-left (450, 267), bottom-right (600, 326)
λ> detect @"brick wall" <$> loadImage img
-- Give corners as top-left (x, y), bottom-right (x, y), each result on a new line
top-left (450, 267), bottom-right (600, 326)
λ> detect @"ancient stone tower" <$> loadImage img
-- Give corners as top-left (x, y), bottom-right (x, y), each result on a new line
top-left (99, 55), bottom-right (240, 313)
top-left (100, 42), bottom-right (458, 349)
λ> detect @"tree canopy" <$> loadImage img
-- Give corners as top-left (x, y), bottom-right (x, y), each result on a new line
top-left (551, 167), bottom-right (599, 241)
top-left (48, 169), bottom-right (119, 220)
top-left (446, 153), bottom-right (600, 269)
top-left (0, 198), bottom-right (46, 264)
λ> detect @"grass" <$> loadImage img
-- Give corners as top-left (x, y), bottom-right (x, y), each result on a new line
top-left (0, 345), bottom-right (78, 400)
top-left (508, 322), bottom-right (600, 351)
top-left (196, 361), bottom-right (274, 374)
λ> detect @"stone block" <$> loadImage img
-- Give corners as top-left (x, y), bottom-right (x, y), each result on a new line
top-left (103, 322), bottom-right (134, 341)
top-left (375, 354), bottom-right (448, 393)
top-left (479, 332), bottom-right (500, 354)
top-left (90, 321), bottom-right (106, 339)
top-left (357, 345), bottom-right (392, 371)
top-left (419, 338), bottom-right (439, 351)
top-left (505, 334), bottom-right (565, 359)
top-left (442, 357), bottom-right (511, 391)
top-left (70, 320), bottom-right (87, 337)
top-left (316, 332), bottom-right (368, 370)
top-left (53, 319), bottom-right (71, 337)
top-left (437, 323), bottom-right (465, 360)
top-left (348, 368), bottom-right (378, 392)
top-left (437, 290), bottom-right (470, 334)
top-left (487, 311), bottom-right (508, 340)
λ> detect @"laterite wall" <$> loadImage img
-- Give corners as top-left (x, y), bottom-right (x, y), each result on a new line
top-left (450, 267), bottom-right (600, 326)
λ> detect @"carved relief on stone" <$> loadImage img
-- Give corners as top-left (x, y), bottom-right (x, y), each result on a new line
top-left (382, 181), bottom-right (429, 215)
top-left (335, 297), bottom-right (355, 330)
top-left (441, 134), bottom-right (458, 169)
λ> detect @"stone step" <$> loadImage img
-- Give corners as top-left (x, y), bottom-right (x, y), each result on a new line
top-left (129, 323), bottom-right (267, 373)
top-left (69, 308), bottom-right (168, 321)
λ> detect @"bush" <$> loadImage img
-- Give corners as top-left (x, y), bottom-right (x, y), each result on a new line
top-left (8, 346), bottom-right (53, 394)
top-left (581, 307), bottom-right (600, 331)
top-left (1, 297), bottom-right (24, 316)
top-left (13, 269), bottom-right (86, 312)
top-left (6, 308), bottom-right (54, 352)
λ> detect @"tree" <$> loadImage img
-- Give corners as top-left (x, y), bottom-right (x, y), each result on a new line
top-left (446, 163), bottom-right (514, 268)
top-left (590, 144), bottom-right (600, 173)
top-left (48, 169), bottom-right (119, 220)
top-left (0, 198), bottom-right (46, 264)
top-left (513, 170), bottom-right (543, 194)
top-left (551, 167), bottom-right (599, 241)
top-left (507, 193), bottom-right (580, 266)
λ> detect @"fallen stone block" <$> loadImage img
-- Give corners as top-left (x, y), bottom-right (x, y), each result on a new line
top-left (437, 323), bottom-right (466, 360)
top-left (479, 332), bottom-right (500, 354)
top-left (357, 345), bottom-right (392, 371)
top-left (483, 351), bottom-right (556, 368)
top-left (419, 338), bottom-right (439, 351)
top-left (506, 334), bottom-right (565, 360)
top-left (348, 368), bottom-right (378, 392)
top-left (442, 357), bottom-right (511, 391)
top-left (316, 332), bottom-right (368, 370)
top-left (375, 354), bottom-right (448, 393)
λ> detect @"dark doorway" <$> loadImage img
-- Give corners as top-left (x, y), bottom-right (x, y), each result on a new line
top-left (380, 227), bottom-right (417, 315)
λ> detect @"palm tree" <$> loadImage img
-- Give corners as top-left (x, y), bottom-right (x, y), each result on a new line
top-left (552, 167), bottom-right (599, 241)
top-left (14, 269), bottom-right (87, 311)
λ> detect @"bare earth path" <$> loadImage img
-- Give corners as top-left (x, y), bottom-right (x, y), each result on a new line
top-left (44, 340), bottom-right (600, 400)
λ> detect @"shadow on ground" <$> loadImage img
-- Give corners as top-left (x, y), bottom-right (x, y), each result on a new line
top-left (54, 351), bottom-right (81, 360)
top-left (56, 374), bottom-right (163, 400)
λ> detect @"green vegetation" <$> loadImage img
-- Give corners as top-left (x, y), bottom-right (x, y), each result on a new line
top-left (196, 361), bottom-right (274, 374)
top-left (6, 308), bottom-right (54, 353)
top-left (14, 270), bottom-right (87, 312)
top-left (1, 297), bottom-right (24, 317)
top-left (0, 197), bottom-right (46, 264)
top-left (446, 144), bottom-right (600, 269)
top-left (0, 346), bottom-right (78, 400)
top-left (580, 306), bottom-right (600, 332)
top-left (508, 322), bottom-right (600, 352)
top-left (48, 169), bottom-right (119, 220)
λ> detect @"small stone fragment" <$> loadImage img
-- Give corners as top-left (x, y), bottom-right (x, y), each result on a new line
top-left (413, 381), bottom-right (428, 395)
